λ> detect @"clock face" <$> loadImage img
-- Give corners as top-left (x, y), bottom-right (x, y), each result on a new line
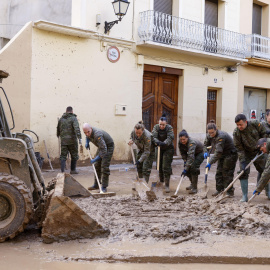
top-left (107, 46), bottom-right (120, 63)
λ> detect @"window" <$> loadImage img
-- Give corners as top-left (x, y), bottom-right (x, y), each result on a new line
top-left (252, 3), bottom-right (262, 35)
top-left (205, 0), bottom-right (218, 27)
top-left (154, 0), bottom-right (172, 15)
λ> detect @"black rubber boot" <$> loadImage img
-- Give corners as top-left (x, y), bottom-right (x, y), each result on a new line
top-left (165, 177), bottom-right (170, 193)
top-left (186, 177), bottom-right (193, 190)
top-left (189, 175), bottom-right (198, 194)
top-left (70, 160), bottom-right (78, 174)
top-left (159, 173), bottom-right (164, 183)
top-left (60, 160), bottom-right (66, 173)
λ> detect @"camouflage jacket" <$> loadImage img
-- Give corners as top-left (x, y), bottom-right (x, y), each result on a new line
top-left (152, 124), bottom-right (174, 150)
top-left (57, 113), bottom-right (81, 145)
top-left (130, 129), bottom-right (155, 162)
top-left (233, 120), bottom-right (267, 163)
top-left (257, 139), bottom-right (270, 192)
top-left (179, 137), bottom-right (203, 171)
top-left (262, 121), bottom-right (270, 137)
top-left (87, 127), bottom-right (114, 158)
top-left (204, 130), bottom-right (236, 164)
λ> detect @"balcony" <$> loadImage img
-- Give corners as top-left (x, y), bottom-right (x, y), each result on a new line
top-left (245, 34), bottom-right (270, 68)
top-left (138, 10), bottom-right (247, 61)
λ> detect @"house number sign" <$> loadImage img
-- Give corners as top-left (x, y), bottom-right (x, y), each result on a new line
top-left (107, 46), bottom-right (120, 63)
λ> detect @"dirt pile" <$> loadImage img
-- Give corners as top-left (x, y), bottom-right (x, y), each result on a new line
top-left (74, 195), bottom-right (270, 244)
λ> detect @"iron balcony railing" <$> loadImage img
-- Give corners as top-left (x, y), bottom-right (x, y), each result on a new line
top-left (246, 34), bottom-right (270, 60)
top-left (138, 10), bottom-right (247, 59)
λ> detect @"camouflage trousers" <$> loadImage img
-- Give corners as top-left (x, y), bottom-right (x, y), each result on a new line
top-left (93, 143), bottom-right (114, 188)
top-left (157, 147), bottom-right (174, 181)
top-left (239, 152), bottom-right (267, 180)
top-left (136, 150), bottom-right (155, 181)
top-left (186, 152), bottom-right (204, 182)
top-left (215, 152), bottom-right (238, 193)
top-left (60, 143), bottom-right (78, 161)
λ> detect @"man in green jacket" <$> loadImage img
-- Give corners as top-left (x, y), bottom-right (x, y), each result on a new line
top-left (179, 129), bottom-right (204, 194)
top-left (204, 122), bottom-right (237, 197)
top-left (83, 123), bottom-right (114, 193)
top-left (128, 121), bottom-right (155, 183)
top-left (152, 114), bottom-right (174, 193)
top-left (233, 114), bottom-right (267, 202)
top-left (57, 106), bottom-right (82, 174)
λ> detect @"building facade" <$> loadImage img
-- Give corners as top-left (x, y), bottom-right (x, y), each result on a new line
top-left (1, 0), bottom-right (270, 164)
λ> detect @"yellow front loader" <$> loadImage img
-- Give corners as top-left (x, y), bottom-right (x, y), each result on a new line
top-left (0, 71), bottom-right (108, 243)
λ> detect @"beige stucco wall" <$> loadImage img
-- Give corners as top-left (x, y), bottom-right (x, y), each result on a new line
top-left (0, 22), bottom-right (32, 133)
top-left (30, 27), bottom-right (142, 163)
top-left (178, 0), bottom-right (204, 23)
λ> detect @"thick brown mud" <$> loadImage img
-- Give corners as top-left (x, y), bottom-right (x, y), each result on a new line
top-left (74, 195), bottom-right (270, 243)
top-left (1, 161), bottom-right (270, 267)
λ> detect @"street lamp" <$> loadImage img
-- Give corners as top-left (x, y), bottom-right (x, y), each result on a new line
top-left (104, 0), bottom-right (130, 34)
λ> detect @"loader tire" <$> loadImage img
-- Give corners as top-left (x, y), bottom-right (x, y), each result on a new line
top-left (0, 173), bottom-right (33, 242)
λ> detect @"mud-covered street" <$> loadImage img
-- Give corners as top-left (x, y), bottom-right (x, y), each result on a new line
top-left (1, 159), bottom-right (270, 268)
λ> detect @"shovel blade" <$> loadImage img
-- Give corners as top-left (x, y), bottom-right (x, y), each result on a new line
top-left (197, 185), bottom-right (209, 198)
top-left (151, 181), bottom-right (164, 197)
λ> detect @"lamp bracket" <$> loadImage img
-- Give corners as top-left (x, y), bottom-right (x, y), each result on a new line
top-left (104, 19), bottom-right (122, 34)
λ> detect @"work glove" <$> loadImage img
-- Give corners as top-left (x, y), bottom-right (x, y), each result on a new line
top-left (205, 163), bottom-right (211, 170)
top-left (155, 141), bottom-right (160, 146)
top-left (203, 152), bottom-right (208, 159)
top-left (79, 139), bottom-right (82, 145)
top-left (159, 142), bottom-right (166, 147)
top-left (253, 190), bottom-right (260, 196)
top-left (91, 155), bottom-right (101, 164)
top-left (184, 161), bottom-right (187, 166)
top-left (240, 161), bottom-right (246, 171)
top-left (181, 169), bottom-right (187, 177)
top-left (85, 137), bottom-right (90, 150)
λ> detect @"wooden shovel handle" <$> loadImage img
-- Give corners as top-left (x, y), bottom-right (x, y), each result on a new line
top-left (157, 146), bottom-right (160, 171)
top-left (88, 150), bottom-right (102, 192)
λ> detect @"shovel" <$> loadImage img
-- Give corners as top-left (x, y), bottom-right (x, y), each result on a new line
top-left (130, 145), bottom-right (157, 201)
top-left (216, 152), bottom-right (264, 203)
top-left (151, 146), bottom-right (164, 195)
top-left (171, 174), bottom-right (185, 198)
top-left (43, 140), bottom-right (55, 172)
top-left (88, 149), bottom-right (116, 198)
top-left (197, 146), bottom-right (212, 197)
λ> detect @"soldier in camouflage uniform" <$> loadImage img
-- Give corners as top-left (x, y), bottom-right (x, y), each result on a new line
top-left (233, 114), bottom-right (267, 202)
top-left (152, 114), bottom-right (174, 193)
top-left (128, 121), bottom-right (155, 183)
top-left (204, 121), bottom-right (237, 197)
top-left (83, 123), bottom-right (114, 193)
top-left (261, 109), bottom-right (270, 197)
top-left (179, 129), bottom-right (204, 194)
top-left (57, 106), bottom-right (82, 174)
top-left (261, 109), bottom-right (270, 134)
top-left (253, 138), bottom-right (270, 199)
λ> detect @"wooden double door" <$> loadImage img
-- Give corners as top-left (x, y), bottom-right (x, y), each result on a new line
top-left (142, 71), bottom-right (178, 150)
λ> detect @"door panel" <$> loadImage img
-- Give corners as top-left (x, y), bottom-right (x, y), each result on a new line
top-left (143, 72), bottom-right (178, 151)
top-left (207, 90), bottom-right (217, 125)
top-left (243, 88), bottom-right (266, 120)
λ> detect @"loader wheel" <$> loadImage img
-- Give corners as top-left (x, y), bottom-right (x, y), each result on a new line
top-left (0, 174), bottom-right (33, 242)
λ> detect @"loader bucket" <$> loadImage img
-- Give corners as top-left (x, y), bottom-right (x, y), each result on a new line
top-left (41, 173), bottom-right (109, 244)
